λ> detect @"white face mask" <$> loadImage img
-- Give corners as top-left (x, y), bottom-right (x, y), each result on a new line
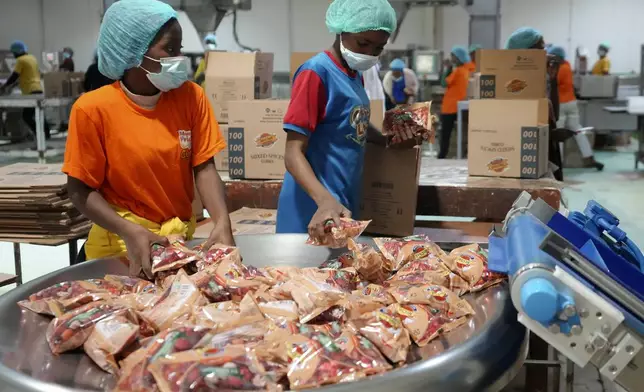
top-left (340, 40), bottom-right (379, 72)
top-left (205, 43), bottom-right (217, 51)
top-left (141, 55), bottom-right (190, 92)
top-left (598, 49), bottom-right (607, 57)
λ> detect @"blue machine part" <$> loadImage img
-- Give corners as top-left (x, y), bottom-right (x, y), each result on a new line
top-left (489, 198), bottom-right (644, 335)
top-left (489, 214), bottom-right (581, 330)
top-left (548, 208), bottom-right (644, 301)
top-left (569, 200), bottom-right (644, 273)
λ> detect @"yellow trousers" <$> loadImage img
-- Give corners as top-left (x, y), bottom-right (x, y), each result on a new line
top-left (85, 207), bottom-right (196, 260)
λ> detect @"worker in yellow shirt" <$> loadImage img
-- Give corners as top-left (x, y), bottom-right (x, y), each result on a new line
top-left (194, 33), bottom-right (217, 87)
top-left (0, 40), bottom-right (51, 140)
top-left (591, 43), bottom-right (611, 75)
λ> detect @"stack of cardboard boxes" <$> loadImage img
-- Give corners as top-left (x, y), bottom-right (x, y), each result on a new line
top-left (468, 50), bottom-right (550, 179)
top-left (204, 52), bottom-right (287, 180)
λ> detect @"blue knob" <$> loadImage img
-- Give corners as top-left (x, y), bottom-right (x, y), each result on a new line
top-left (520, 277), bottom-right (558, 324)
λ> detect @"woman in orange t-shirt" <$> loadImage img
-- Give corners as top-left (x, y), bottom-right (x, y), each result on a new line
top-left (62, 0), bottom-right (233, 277)
top-left (549, 46), bottom-right (604, 171)
top-left (439, 46), bottom-right (471, 159)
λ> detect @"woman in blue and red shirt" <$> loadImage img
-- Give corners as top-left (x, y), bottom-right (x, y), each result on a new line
top-left (276, 0), bottom-right (399, 237)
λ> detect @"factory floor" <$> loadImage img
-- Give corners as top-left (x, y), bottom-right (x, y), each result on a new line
top-left (0, 146), bottom-right (638, 392)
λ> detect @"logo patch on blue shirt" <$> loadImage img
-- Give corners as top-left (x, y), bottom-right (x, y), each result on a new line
top-left (347, 105), bottom-right (370, 145)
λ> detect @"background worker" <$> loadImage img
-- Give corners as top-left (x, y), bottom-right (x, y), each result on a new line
top-left (592, 43), bottom-right (611, 75)
top-left (438, 46), bottom-right (470, 159)
top-left (0, 40), bottom-right (52, 140)
top-left (63, 0), bottom-right (233, 275)
top-left (60, 47), bottom-right (75, 72)
top-left (549, 45), bottom-right (604, 171)
top-left (465, 43), bottom-right (481, 73)
top-left (506, 27), bottom-right (563, 181)
top-left (84, 51), bottom-right (114, 92)
top-left (276, 0), bottom-right (404, 236)
top-left (383, 58), bottom-right (419, 109)
top-left (194, 33), bottom-right (217, 87)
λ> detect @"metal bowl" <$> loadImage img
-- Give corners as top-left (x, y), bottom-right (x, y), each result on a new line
top-left (0, 234), bottom-right (527, 391)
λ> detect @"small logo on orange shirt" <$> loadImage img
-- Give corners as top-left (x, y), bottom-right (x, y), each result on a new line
top-left (178, 130), bottom-right (192, 159)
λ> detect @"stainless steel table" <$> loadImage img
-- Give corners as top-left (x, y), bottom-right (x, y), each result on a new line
top-left (0, 95), bottom-right (75, 162)
top-left (0, 234), bottom-right (528, 392)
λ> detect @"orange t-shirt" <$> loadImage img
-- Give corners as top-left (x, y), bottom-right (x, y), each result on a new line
top-left (62, 81), bottom-right (225, 224)
top-left (464, 61), bottom-right (476, 73)
top-left (442, 65), bottom-right (470, 114)
top-left (557, 61), bottom-right (576, 104)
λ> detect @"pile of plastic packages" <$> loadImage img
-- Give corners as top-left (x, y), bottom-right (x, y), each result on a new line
top-left (17, 218), bottom-right (505, 391)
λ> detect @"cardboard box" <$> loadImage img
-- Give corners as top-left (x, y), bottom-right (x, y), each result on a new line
top-left (229, 207), bottom-right (276, 235)
top-left (227, 100), bottom-right (288, 180)
top-left (69, 72), bottom-right (85, 96)
top-left (468, 99), bottom-right (550, 179)
top-left (194, 207), bottom-right (276, 238)
top-left (575, 75), bottom-right (618, 98)
top-left (205, 52), bottom-right (274, 123)
top-left (43, 72), bottom-right (70, 98)
top-left (474, 49), bottom-right (547, 100)
top-left (215, 124), bottom-right (229, 173)
top-left (290, 52), bottom-right (317, 82)
top-left (360, 144), bottom-right (420, 236)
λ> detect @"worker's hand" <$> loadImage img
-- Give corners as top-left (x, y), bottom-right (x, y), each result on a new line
top-left (202, 219), bottom-right (236, 250)
top-left (309, 198), bottom-right (351, 241)
top-left (404, 87), bottom-right (415, 96)
top-left (388, 125), bottom-right (419, 146)
top-left (121, 224), bottom-right (168, 279)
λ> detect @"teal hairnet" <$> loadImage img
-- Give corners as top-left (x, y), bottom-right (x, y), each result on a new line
top-left (97, 0), bottom-right (177, 80)
top-left (326, 0), bottom-right (397, 35)
top-left (599, 42), bottom-right (610, 51)
top-left (451, 46), bottom-right (471, 64)
top-left (548, 45), bottom-right (566, 59)
top-left (505, 27), bottom-right (543, 49)
top-left (204, 33), bottom-right (217, 45)
top-left (390, 58), bottom-right (405, 70)
top-left (10, 41), bottom-right (27, 54)
top-left (468, 44), bottom-right (482, 53)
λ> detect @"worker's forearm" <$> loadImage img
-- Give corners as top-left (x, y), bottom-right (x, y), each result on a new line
top-left (67, 177), bottom-right (137, 238)
top-left (3, 72), bottom-right (19, 89)
top-left (285, 148), bottom-right (335, 206)
top-left (194, 160), bottom-right (231, 227)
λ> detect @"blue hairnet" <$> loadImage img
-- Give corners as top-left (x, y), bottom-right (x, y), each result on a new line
top-left (10, 41), bottom-right (27, 53)
top-left (548, 45), bottom-right (566, 59)
top-left (468, 44), bottom-right (482, 53)
top-left (505, 27), bottom-right (543, 49)
top-left (326, 0), bottom-right (397, 35)
top-left (97, 0), bottom-right (177, 80)
top-left (204, 33), bottom-right (217, 45)
top-left (390, 58), bottom-right (405, 70)
top-left (451, 46), bottom-right (471, 64)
